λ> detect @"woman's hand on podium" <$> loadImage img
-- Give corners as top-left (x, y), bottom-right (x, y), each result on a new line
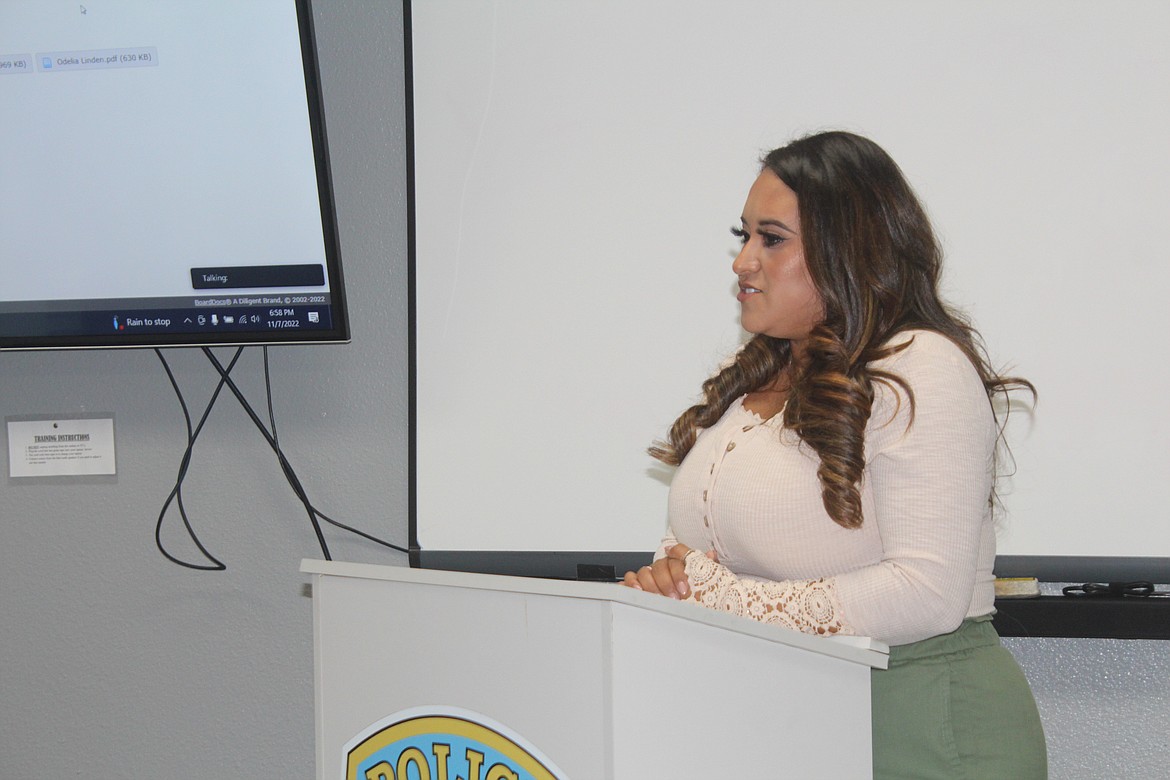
top-left (620, 544), bottom-right (718, 599)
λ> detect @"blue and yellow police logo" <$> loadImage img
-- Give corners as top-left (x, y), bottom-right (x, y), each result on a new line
top-left (344, 706), bottom-right (569, 780)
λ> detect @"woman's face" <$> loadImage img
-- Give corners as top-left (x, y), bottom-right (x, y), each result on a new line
top-left (731, 170), bottom-right (823, 353)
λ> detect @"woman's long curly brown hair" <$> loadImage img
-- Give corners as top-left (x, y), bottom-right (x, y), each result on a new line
top-left (650, 131), bottom-right (1031, 529)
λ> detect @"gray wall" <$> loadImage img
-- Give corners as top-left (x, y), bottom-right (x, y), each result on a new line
top-left (0, 1), bottom-right (408, 776)
top-left (0, 2), bottom-right (1166, 778)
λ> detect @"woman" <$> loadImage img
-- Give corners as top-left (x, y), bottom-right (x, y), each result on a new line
top-left (621, 131), bottom-right (1047, 778)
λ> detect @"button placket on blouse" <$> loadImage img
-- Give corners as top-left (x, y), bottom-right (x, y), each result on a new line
top-left (702, 411), bottom-right (760, 555)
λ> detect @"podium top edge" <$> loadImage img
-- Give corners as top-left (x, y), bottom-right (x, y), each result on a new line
top-left (300, 559), bottom-right (889, 668)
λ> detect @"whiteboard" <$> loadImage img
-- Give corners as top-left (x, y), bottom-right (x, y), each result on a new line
top-left (409, 0), bottom-right (1170, 580)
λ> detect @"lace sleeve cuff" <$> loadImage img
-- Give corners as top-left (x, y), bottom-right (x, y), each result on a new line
top-left (682, 551), bottom-right (853, 636)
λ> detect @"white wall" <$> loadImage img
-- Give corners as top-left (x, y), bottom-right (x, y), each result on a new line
top-left (411, 0), bottom-right (1170, 577)
top-left (0, 2), bottom-right (1166, 778)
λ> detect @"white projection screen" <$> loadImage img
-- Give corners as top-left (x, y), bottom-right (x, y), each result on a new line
top-left (409, 0), bottom-right (1170, 581)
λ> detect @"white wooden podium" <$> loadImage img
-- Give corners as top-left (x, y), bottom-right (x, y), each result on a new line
top-left (302, 560), bottom-right (888, 779)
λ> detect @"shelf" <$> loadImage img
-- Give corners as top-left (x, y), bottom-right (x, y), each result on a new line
top-left (993, 596), bottom-right (1170, 640)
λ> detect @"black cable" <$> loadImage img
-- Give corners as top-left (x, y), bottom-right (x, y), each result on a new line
top-left (201, 347), bottom-right (332, 560)
top-left (202, 347), bottom-right (409, 557)
top-left (1062, 581), bottom-right (1170, 598)
top-left (263, 346), bottom-right (279, 446)
top-left (154, 347), bottom-right (246, 570)
top-left (154, 345), bottom-right (408, 570)
top-left (252, 349), bottom-right (408, 554)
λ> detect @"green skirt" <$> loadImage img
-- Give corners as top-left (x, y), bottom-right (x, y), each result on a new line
top-left (871, 615), bottom-right (1047, 780)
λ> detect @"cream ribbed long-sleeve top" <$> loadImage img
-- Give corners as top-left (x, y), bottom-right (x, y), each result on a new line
top-left (656, 330), bottom-right (998, 647)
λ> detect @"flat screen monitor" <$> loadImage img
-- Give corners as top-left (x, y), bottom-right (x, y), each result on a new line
top-left (0, 0), bottom-right (348, 350)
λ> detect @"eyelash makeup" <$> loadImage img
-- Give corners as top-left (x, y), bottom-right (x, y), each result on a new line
top-left (730, 226), bottom-right (784, 247)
